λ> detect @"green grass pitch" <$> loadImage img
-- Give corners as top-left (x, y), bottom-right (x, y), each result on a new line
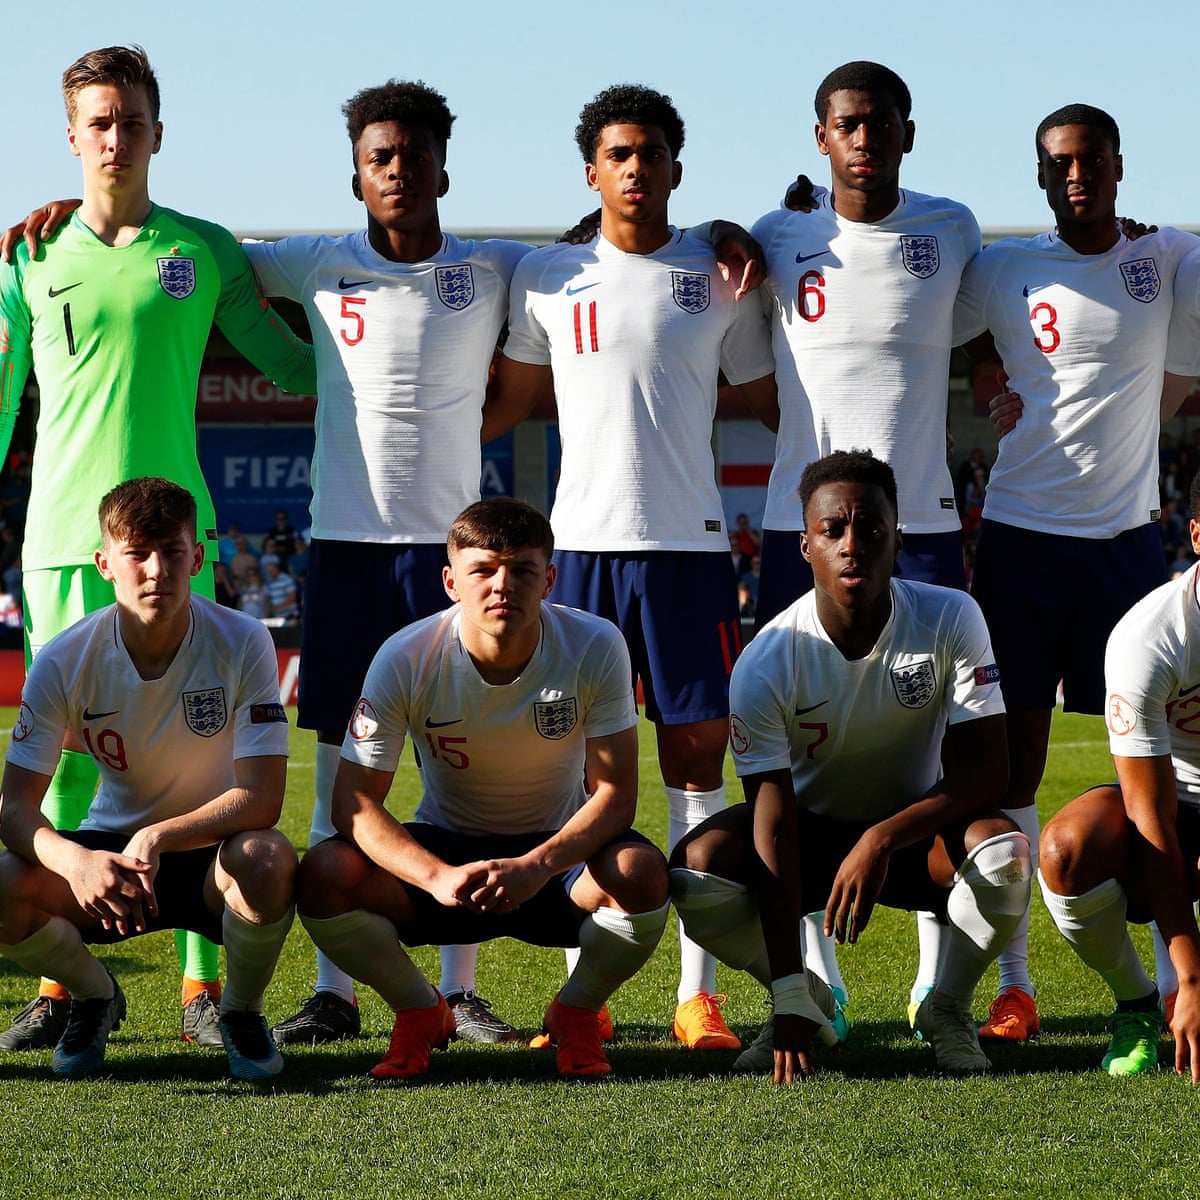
top-left (0, 709), bottom-right (1196, 1200)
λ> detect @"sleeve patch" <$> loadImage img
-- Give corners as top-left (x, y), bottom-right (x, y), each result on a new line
top-left (729, 713), bottom-right (752, 756)
top-left (250, 703), bottom-right (287, 725)
top-left (974, 664), bottom-right (1001, 686)
top-left (1107, 694), bottom-right (1137, 737)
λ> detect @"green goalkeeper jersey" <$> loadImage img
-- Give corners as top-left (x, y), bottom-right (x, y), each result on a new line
top-left (0, 205), bottom-right (316, 569)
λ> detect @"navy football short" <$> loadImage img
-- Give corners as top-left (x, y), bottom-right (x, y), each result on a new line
top-left (971, 519), bottom-right (1165, 713)
top-left (298, 539), bottom-right (450, 733)
top-left (552, 550), bottom-right (740, 724)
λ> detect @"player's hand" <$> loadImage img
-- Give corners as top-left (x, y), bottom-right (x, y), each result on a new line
top-left (558, 208), bottom-right (601, 245)
top-left (1119, 215), bottom-right (1158, 241)
top-left (989, 388), bottom-right (1023, 436)
top-left (0, 198), bottom-right (80, 263)
top-left (710, 221), bottom-right (764, 300)
top-left (1172, 983), bottom-right (1200, 1083)
top-left (824, 829), bottom-right (890, 944)
top-left (465, 855), bottom-right (547, 913)
top-left (429, 862), bottom-right (489, 910)
top-left (68, 849), bottom-right (156, 936)
top-left (119, 831), bottom-right (162, 916)
top-left (771, 1012), bottom-right (818, 1083)
top-left (782, 174), bottom-right (819, 213)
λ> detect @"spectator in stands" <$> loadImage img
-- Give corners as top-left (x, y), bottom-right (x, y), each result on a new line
top-left (264, 509), bottom-right (297, 548)
top-left (730, 533), bottom-right (750, 580)
top-left (737, 579), bottom-right (755, 620)
top-left (258, 536), bottom-right (283, 574)
top-left (954, 448), bottom-right (989, 516)
top-left (742, 554), bottom-right (762, 607)
top-left (732, 512), bottom-right (762, 559)
top-left (263, 559), bottom-right (299, 620)
top-left (288, 535), bottom-right (310, 588)
top-left (237, 566), bottom-right (270, 620)
top-left (212, 561), bottom-right (240, 608)
top-left (229, 535), bottom-right (260, 589)
top-left (218, 521), bottom-right (242, 567)
top-left (963, 465), bottom-right (988, 536)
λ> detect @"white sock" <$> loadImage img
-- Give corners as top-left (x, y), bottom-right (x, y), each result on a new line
top-left (0, 916), bottom-right (111, 999)
top-left (1151, 922), bottom-right (1178, 997)
top-left (563, 946), bottom-right (581, 981)
top-left (438, 943), bottom-right (480, 997)
top-left (910, 912), bottom-right (943, 1002)
top-left (1038, 873), bottom-right (1155, 1003)
top-left (994, 804), bottom-right (1040, 996)
top-left (801, 914), bottom-right (847, 998)
top-left (937, 832), bottom-right (1032, 1003)
top-left (221, 907), bottom-right (295, 1014)
top-left (669, 868), bottom-right (771, 988)
top-left (560, 902), bottom-right (670, 1010)
top-left (300, 909), bottom-right (436, 1011)
top-left (666, 785), bottom-right (726, 1002)
top-left (309, 743), bottom-right (356, 1003)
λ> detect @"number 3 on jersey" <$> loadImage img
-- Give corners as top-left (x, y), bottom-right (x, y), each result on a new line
top-left (1029, 300), bottom-right (1060, 354)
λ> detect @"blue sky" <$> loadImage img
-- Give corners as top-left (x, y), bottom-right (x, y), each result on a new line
top-left (5, 0), bottom-right (1197, 237)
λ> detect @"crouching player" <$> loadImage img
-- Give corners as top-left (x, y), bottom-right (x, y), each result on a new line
top-left (670, 451), bottom-right (1032, 1080)
top-left (296, 499), bottom-right (669, 1078)
top-left (0, 478), bottom-right (295, 1079)
top-left (1038, 476), bottom-right (1200, 1080)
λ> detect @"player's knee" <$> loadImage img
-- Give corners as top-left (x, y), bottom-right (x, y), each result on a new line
top-left (956, 830), bottom-right (1032, 914)
top-left (219, 829), bottom-right (296, 903)
top-left (296, 838), bottom-right (365, 917)
top-left (0, 851), bottom-right (39, 939)
top-left (591, 842), bottom-right (669, 912)
top-left (963, 814), bottom-right (1021, 853)
top-left (1039, 812), bottom-right (1094, 892)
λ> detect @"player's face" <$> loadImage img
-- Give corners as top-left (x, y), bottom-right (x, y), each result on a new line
top-left (585, 124), bottom-right (681, 226)
top-left (444, 545), bottom-right (556, 643)
top-left (800, 481), bottom-right (899, 613)
top-left (1037, 124), bottom-right (1122, 229)
top-left (67, 83), bottom-right (162, 194)
top-left (95, 527), bottom-right (203, 624)
top-left (816, 90), bottom-right (913, 199)
top-left (352, 122), bottom-right (447, 233)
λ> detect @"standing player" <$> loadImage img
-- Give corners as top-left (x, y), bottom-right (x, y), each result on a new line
top-left (956, 104), bottom-right (1200, 1034)
top-left (746, 61), bottom-right (1027, 1038)
top-left (484, 84), bottom-right (778, 1050)
top-left (0, 46), bottom-right (314, 1052)
top-left (1038, 473), bottom-right (1200, 1078)
top-left (0, 478), bottom-right (295, 1080)
top-left (671, 451), bottom-right (1031, 1079)
top-left (297, 499), bottom-right (669, 1079)
top-left (241, 81), bottom-right (535, 1047)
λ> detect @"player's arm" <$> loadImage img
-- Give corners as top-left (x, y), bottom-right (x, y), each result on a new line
top-left (481, 355), bottom-right (551, 443)
top-left (731, 372), bottom-right (780, 432)
top-left (0, 198), bottom-right (80, 263)
top-left (331, 758), bottom-right (488, 909)
top-left (825, 712), bottom-right (1008, 943)
top-left (467, 726), bottom-right (639, 913)
top-left (0, 761), bottom-right (154, 935)
top-left (206, 226), bottom-right (317, 395)
top-left (1163, 374), bottom-right (1197, 422)
top-left (1117, 752), bottom-right (1200, 1081)
top-left (742, 767), bottom-right (834, 1081)
top-left (685, 221), bottom-right (764, 300)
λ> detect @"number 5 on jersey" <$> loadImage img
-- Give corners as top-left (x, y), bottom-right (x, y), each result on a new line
top-left (341, 296), bottom-right (366, 346)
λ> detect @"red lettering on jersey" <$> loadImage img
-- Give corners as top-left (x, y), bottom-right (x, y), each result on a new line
top-left (340, 296), bottom-right (366, 346)
top-left (1030, 301), bottom-right (1060, 354)
top-left (798, 270), bottom-right (825, 323)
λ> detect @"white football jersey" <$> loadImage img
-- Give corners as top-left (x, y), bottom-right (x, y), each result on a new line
top-left (1167, 245), bottom-right (1200, 378)
top-left (956, 227), bottom-right (1200, 538)
top-left (753, 191), bottom-right (981, 534)
top-left (7, 598), bottom-right (289, 835)
top-left (1104, 563), bottom-right (1200, 805)
top-left (504, 230), bottom-right (775, 551)
top-left (341, 602), bottom-right (636, 835)
top-left (729, 580), bottom-right (1004, 821)
top-left (245, 232), bottom-right (531, 543)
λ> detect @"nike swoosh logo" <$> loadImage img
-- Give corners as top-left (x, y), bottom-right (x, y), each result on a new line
top-left (82, 708), bottom-right (119, 721)
top-left (48, 282), bottom-right (83, 298)
top-left (565, 282), bottom-right (601, 296)
top-left (1180, 682), bottom-right (1200, 698)
top-left (794, 252), bottom-right (828, 264)
top-left (794, 701), bottom-right (828, 716)
top-left (338, 277), bottom-right (372, 290)
top-left (424, 716), bottom-right (463, 728)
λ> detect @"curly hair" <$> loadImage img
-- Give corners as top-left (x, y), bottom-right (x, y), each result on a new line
top-left (574, 84), bottom-right (684, 162)
top-left (342, 80), bottom-right (455, 162)
top-left (798, 450), bottom-right (898, 521)
top-left (1035, 103), bottom-right (1120, 160)
top-left (814, 61), bottom-right (911, 123)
